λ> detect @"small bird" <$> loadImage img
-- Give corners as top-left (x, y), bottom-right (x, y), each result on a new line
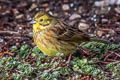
top-left (30, 11), bottom-right (110, 57)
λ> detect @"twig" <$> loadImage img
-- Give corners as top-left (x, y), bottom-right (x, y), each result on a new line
top-left (0, 31), bottom-right (20, 35)
top-left (46, 60), bottom-right (61, 72)
top-left (15, 70), bottom-right (23, 74)
top-left (107, 59), bottom-right (120, 62)
top-left (104, 52), bottom-right (113, 61)
top-left (91, 37), bottom-right (112, 44)
top-left (96, 61), bottom-right (120, 64)
top-left (0, 0), bottom-right (11, 4)
top-left (23, 33), bottom-right (33, 38)
top-left (0, 31), bottom-right (33, 38)
top-left (0, 51), bottom-right (12, 57)
top-left (111, 51), bottom-right (120, 58)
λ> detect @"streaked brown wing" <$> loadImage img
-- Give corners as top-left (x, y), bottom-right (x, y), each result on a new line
top-left (52, 19), bottom-right (90, 43)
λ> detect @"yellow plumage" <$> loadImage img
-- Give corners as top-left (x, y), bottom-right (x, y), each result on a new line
top-left (32, 11), bottom-right (91, 56)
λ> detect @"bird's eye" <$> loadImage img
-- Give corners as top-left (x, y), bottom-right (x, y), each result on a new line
top-left (40, 19), bottom-right (43, 22)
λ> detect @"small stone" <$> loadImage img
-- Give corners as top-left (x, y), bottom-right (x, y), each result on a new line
top-left (31, 3), bottom-right (37, 9)
top-left (32, 0), bottom-right (36, 2)
top-left (63, 0), bottom-right (69, 3)
top-left (69, 13), bottom-right (81, 20)
top-left (13, 9), bottom-right (19, 15)
top-left (109, 29), bottom-right (115, 34)
top-left (95, 1), bottom-right (111, 14)
top-left (16, 14), bottom-right (24, 19)
top-left (19, 27), bottom-right (22, 30)
top-left (64, 12), bottom-right (69, 16)
top-left (102, 19), bottom-right (108, 23)
top-left (48, 11), bottom-right (53, 15)
top-left (74, 8), bottom-right (77, 11)
top-left (108, 0), bottom-right (117, 5)
top-left (116, 22), bottom-right (120, 25)
top-left (70, 3), bottom-right (74, 7)
top-left (2, 10), bottom-right (10, 15)
top-left (78, 6), bottom-right (83, 14)
top-left (26, 15), bottom-right (31, 20)
top-left (97, 30), bottom-right (103, 37)
top-left (100, 6), bottom-right (111, 14)
top-left (0, 38), bottom-right (3, 43)
top-left (16, 43), bottom-right (19, 46)
top-left (45, 7), bottom-right (50, 11)
top-left (62, 4), bottom-right (70, 11)
top-left (94, 1), bottom-right (108, 7)
top-left (35, 8), bottom-right (39, 11)
top-left (80, 19), bottom-right (86, 22)
top-left (68, 20), bottom-right (76, 26)
top-left (17, 1), bottom-right (27, 7)
top-left (29, 32), bottom-right (33, 36)
top-left (94, 1), bottom-right (103, 7)
top-left (116, 0), bottom-right (120, 5)
top-left (106, 34), bottom-right (110, 38)
top-left (42, 3), bottom-right (48, 7)
top-left (115, 7), bottom-right (120, 14)
top-left (53, 13), bottom-right (58, 17)
top-left (78, 22), bottom-right (89, 31)
top-left (0, 5), bottom-right (2, 10)
top-left (88, 29), bottom-right (92, 33)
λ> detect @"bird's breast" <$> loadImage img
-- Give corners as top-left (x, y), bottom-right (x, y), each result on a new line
top-left (34, 31), bottom-right (78, 56)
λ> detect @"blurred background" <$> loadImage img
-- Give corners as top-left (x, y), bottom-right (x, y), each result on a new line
top-left (0, 0), bottom-right (120, 80)
top-left (0, 0), bottom-right (120, 52)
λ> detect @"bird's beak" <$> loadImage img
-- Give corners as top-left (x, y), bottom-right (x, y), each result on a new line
top-left (29, 20), bottom-right (36, 24)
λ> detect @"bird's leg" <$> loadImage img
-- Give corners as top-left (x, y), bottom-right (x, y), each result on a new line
top-left (50, 54), bottom-right (73, 67)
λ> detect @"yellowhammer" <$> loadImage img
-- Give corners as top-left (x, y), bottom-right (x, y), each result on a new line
top-left (30, 11), bottom-right (109, 57)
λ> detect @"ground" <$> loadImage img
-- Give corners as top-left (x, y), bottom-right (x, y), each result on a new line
top-left (0, 0), bottom-right (120, 80)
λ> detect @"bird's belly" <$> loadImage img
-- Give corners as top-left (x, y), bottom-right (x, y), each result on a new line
top-left (37, 41), bottom-right (78, 56)
top-left (34, 34), bottom-right (78, 56)
top-left (35, 38), bottom-right (58, 56)
top-left (37, 45), bottom-right (58, 56)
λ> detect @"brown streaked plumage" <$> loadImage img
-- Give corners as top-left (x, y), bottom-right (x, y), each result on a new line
top-left (31, 11), bottom-right (110, 56)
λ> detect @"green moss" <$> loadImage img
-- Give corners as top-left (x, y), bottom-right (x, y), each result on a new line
top-left (1, 43), bottom-right (120, 79)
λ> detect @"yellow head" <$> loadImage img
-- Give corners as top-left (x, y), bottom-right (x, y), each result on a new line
top-left (31, 11), bottom-right (55, 32)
